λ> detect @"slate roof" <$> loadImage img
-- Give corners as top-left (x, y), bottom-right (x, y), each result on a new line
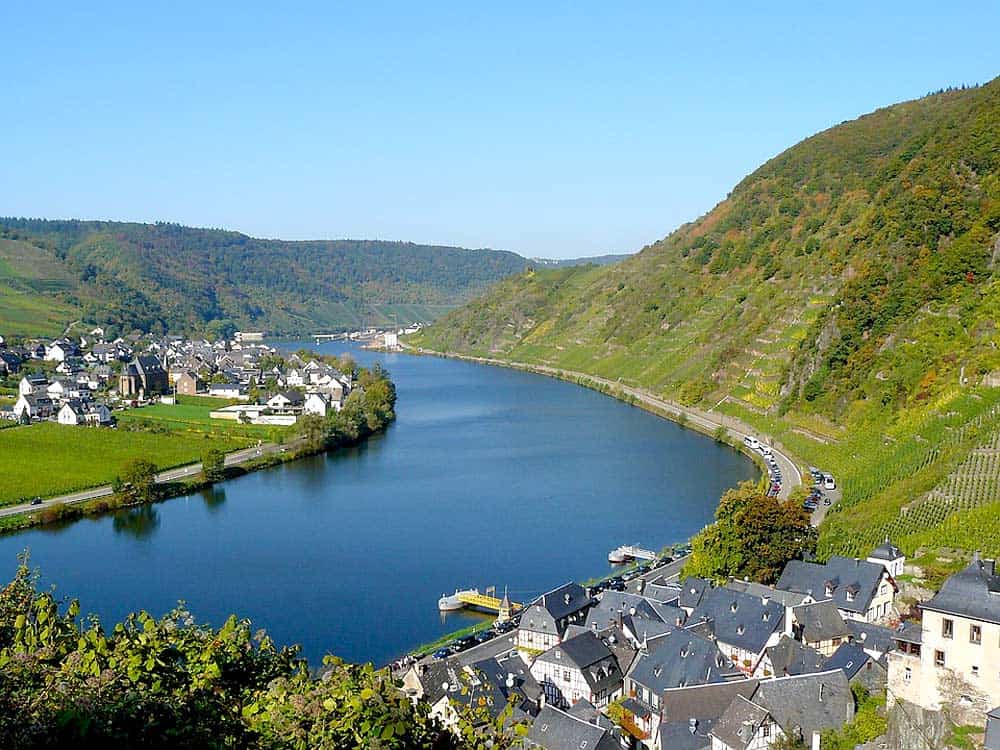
top-left (792, 600), bottom-right (852, 642)
top-left (921, 557), bottom-right (1000, 625)
top-left (643, 580), bottom-right (682, 604)
top-left (468, 656), bottom-right (540, 719)
top-left (712, 695), bottom-right (770, 750)
top-left (658, 717), bottom-right (715, 750)
top-left (535, 632), bottom-right (623, 696)
top-left (752, 670), bottom-right (854, 743)
top-left (776, 556), bottom-right (888, 615)
top-left (725, 579), bottom-right (812, 608)
top-left (823, 643), bottom-right (872, 681)
top-left (985, 706), bottom-right (1000, 750)
top-left (688, 587), bottom-right (784, 654)
top-left (845, 620), bottom-right (895, 657)
top-left (679, 577), bottom-right (710, 610)
top-left (869, 539), bottom-right (903, 561)
top-left (526, 705), bottom-right (618, 750)
top-left (537, 582), bottom-right (593, 621)
top-left (565, 698), bottom-right (615, 731)
top-left (660, 679), bottom-right (759, 722)
top-left (628, 630), bottom-right (739, 694)
top-left (765, 636), bottom-right (825, 677)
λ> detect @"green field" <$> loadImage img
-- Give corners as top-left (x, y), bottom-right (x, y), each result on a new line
top-left (116, 401), bottom-right (290, 442)
top-left (0, 423), bottom-right (245, 506)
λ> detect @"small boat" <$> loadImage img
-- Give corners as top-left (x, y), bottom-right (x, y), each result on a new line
top-left (608, 546), bottom-right (628, 564)
top-left (438, 588), bottom-right (479, 611)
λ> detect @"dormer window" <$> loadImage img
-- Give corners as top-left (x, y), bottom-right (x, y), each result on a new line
top-left (846, 590), bottom-right (856, 602)
top-left (737, 625), bottom-right (745, 636)
top-left (730, 602), bottom-right (739, 613)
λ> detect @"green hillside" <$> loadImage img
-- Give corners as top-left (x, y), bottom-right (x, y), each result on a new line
top-left (0, 220), bottom-right (529, 337)
top-left (413, 78), bottom-right (1000, 559)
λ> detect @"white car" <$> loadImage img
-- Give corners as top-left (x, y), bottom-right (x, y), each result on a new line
top-left (823, 474), bottom-right (836, 490)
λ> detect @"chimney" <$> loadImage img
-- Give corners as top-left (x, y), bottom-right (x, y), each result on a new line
top-left (761, 596), bottom-right (770, 606)
top-left (819, 683), bottom-right (825, 702)
top-left (506, 673), bottom-right (515, 689)
top-left (689, 718), bottom-right (698, 734)
top-left (564, 593), bottom-right (571, 605)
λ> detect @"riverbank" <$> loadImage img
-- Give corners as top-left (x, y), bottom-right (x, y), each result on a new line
top-left (400, 342), bottom-right (803, 500)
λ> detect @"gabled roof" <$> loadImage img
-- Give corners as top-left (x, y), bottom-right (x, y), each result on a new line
top-left (679, 577), bottom-right (710, 610)
top-left (822, 643), bottom-right (874, 681)
top-left (751, 670), bottom-right (853, 743)
top-left (658, 717), bottom-right (715, 750)
top-left (526, 705), bottom-right (618, 750)
top-left (628, 630), bottom-right (739, 694)
top-left (689, 587), bottom-right (784, 655)
top-left (535, 632), bottom-right (623, 696)
top-left (712, 695), bottom-right (770, 750)
top-left (537, 582), bottom-right (593, 621)
top-left (792, 600), bottom-right (852, 643)
top-left (921, 556), bottom-right (1000, 625)
top-left (725, 579), bottom-right (812, 608)
top-left (764, 636), bottom-right (825, 677)
top-left (776, 556), bottom-right (888, 615)
top-left (660, 679), bottom-right (759, 722)
top-left (845, 620), bottom-right (895, 657)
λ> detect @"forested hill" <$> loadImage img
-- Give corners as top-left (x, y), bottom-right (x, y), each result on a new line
top-left (0, 219), bottom-right (529, 337)
top-left (413, 78), bottom-right (1000, 559)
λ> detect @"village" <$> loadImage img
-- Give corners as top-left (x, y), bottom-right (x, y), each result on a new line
top-left (398, 541), bottom-right (1000, 750)
top-left (0, 329), bottom-right (355, 428)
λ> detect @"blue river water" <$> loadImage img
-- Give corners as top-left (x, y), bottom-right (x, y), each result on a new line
top-left (0, 344), bottom-right (755, 665)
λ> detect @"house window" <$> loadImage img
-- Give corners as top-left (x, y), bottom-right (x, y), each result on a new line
top-left (971, 665), bottom-right (979, 677)
top-left (935, 650), bottom-right (946, 668)
top-left (904, 667), bottom-right (912, 682)
top-left (563, 670), bottom-right (571, 681)
top-left (846, 590), bottom-right (856, 602)
top-left (762, 723), bottom-right (771, 738)
top-left (970, 624), bottom-right (982, 644)
top-left (942, 619), bottom-right (953, 639)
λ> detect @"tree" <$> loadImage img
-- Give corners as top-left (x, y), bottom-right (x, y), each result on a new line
top-left (683, 481), bottom-right (817, 583)
top-left (202, 449), bottom-right (226, 483)
top-left (119, 458), bottom-right (158, 504)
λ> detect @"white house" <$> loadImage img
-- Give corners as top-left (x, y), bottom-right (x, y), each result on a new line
top-left (45, 340), bottom-right (75, 362)
top-left (304, 392), bottom-right (333, 417)
top-left (267, 391), bottom-right (305, 414)
top-left (58, 401), bottom-right (112, 426)
top-left (14, 393), bottom-right (54, 421)
top-left (866, 538), bottom-right (905, 579)
top-left (19, 375), bottom-right (49, 397)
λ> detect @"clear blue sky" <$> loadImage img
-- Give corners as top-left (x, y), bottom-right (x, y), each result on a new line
top-left (3, 3), bottom-right (997, 258)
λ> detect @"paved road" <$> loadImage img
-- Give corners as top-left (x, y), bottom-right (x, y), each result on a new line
top-left (405, 345), bottom-right (802, 500)
top-left (0, 443), bottom-right (283, 519)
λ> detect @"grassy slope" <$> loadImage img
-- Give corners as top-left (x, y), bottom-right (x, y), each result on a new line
top-left (0, 222), bottom-right (528, 336)
top-left (0, 423), bottom-right (245, 505)
top-left (413, 79), bottom-right (1000, 558)
top-left (0, 238), bottom-right (80, 337)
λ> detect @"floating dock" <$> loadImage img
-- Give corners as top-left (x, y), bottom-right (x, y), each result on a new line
top-left (608, 545), bottom-right (657, 563)
top-left (438, 588), bottom-right (522, 615)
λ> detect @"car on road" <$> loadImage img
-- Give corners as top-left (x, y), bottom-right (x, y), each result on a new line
top-left (474, 630), bottom-right (494, 644)
top-left (432, 648), bottom-right (450, 660)
top-left (823, 474), bottom-right (836, 490)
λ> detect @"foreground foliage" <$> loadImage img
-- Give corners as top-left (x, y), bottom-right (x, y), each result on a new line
top-left (0, 559), bottom-right (514, 749)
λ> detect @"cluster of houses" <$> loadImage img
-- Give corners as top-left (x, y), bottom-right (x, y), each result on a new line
top-left (0, 330), bottom-right (351, 428)
top-left (403, 541), bottom-right (1000, 750)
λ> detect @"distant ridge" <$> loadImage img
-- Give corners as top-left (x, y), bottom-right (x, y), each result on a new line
top-left (0, 218), bottom-right (530, 337)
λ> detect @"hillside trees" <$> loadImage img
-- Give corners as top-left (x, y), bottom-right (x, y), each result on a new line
top-left (683, 482), bottom-right (816, 584)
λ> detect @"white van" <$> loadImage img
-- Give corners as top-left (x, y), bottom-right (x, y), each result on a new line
top-left (761, 445), bottom-right (773, 457)
top-left (823, 474), bottom-right (836, 490)
top-left (744, 436), bottom-right (760, 450)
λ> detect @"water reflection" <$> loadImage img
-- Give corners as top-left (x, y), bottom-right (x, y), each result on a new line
top-left (201, 486), bottom-right (227, 512)
top-left (112, 506), bottom-right (160, 539)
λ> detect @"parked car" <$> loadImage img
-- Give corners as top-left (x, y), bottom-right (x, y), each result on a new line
top-left (823, 474), bottom-right (836, 490)
top-left (433, 648), bottom-right (450, 660)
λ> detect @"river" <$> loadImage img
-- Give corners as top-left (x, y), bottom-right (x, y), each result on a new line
top-left (0, 343), bottom-right (755, 666)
